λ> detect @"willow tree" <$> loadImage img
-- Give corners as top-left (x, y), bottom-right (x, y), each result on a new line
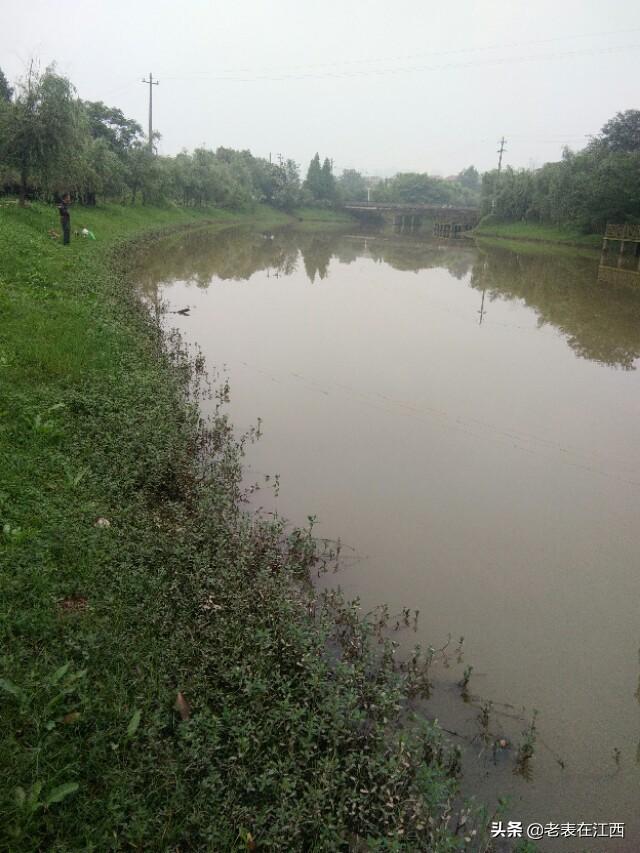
top-left (0, 64), bottom-right (81, 204)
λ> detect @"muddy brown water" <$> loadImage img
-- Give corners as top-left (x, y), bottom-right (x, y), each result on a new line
top-left (140, 225), bottom-right (640, 850)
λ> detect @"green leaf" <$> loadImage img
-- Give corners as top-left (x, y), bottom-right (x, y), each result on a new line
top-left (44, 782), bottom-right (79, 806)
top-left (50, 662), bottom-right (71, 684)
top-left (67, 668), bottom-right (87, 683)
top-left (14, 787), bottom-right (25, 807)
top-left (27, 781), bottom-right (43, 810)
top-left (126, 708), bottom-right (142, 737)
top-left (0, 678), bottom-right (23, 699)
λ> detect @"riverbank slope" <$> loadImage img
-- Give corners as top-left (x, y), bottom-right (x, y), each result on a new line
top-left (0, 202), bottom-right (478, 851)
top-left (473, 217), bottom-right (602, 249)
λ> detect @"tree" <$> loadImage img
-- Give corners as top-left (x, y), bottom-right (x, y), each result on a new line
top-left (597, 110), bottom-right (640, 154)
top-left (270, 159), bottom-right (301, 210)
top-left (0, 67), bottom-right (13, 102)
top-left (338, 169), bottom-right (367, 202)
top-left (76, 138), bottom-right (128, 204)
top-left (457, 165), bottom-right (480, 192)
top-left (0, 64), bottom-right (81, 204)
top-left (303, 154), bottom-right (337, 203)
top-left (304, 153), bottom-right (323, 200)
top-left (374, 172), bottom-right (451, 205)
top-left (320, 157), bottom-right (336, 201)
top-left (479, 170), bottom-right (499, 216)
top-left (124, 142), bottom-right (154, 205)
top-left (83, 101), bottom-right (144, 153)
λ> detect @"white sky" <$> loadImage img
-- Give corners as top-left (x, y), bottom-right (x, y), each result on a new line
top-left (2, 0), bottom-right (639, 176)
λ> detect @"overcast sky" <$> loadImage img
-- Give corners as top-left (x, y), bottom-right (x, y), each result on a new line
top-left (3, 0), bottom-right (639, 176)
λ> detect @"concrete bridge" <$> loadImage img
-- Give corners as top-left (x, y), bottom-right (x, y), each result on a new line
top-left (343, 202), bottom-right (481, 237)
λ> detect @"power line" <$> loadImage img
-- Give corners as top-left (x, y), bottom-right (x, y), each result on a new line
top-left (161, 26), bottom-right (640, 79)
top-left (160, 43), bottom-right (639, 84)
top-left (161, 38), bottom-right (640, 83)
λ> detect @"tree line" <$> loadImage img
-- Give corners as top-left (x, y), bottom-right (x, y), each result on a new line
top-left (480, 111), bottom-right (640, 232)
top-left (0, 64), bottom-right (481, 213)
top-left (0, 65), bottom-right (336, 210)
top-left (371, 166), bottom-right (481, 207)
top-left (1, 63), bottom-right (638, 231)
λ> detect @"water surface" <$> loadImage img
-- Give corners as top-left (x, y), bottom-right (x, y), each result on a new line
top-left (140, 225), bottom-right (640, 848)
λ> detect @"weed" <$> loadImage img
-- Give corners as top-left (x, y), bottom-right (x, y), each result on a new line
top-left (514, 710), bottom-right (539, 779)
top-left (0, 201), bottom-right (488, 850)
top-left (459, 665), bottom-right (473, 701)
top-left (477, 701), bottom-right (493, 746)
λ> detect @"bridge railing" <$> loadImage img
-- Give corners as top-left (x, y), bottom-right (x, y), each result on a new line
top-left (343, 202), bottom-right (480, 214)
top-left (605, 223), bottom-right (640, 241)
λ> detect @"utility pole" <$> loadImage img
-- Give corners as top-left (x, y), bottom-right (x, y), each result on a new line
top-left (141, 72), bottom-right (159, 153)
top-left (492, 136), bottom-right (507, 212)
top-left (497, 136), bottom-right (507, 174)
top-left (478, 288), bottom-right (487, 325)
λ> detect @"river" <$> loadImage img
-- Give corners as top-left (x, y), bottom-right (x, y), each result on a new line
top-left (139, 223), bottom-right (640, 850)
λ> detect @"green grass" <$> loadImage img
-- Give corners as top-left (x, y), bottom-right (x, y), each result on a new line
top-left (473, 217), bottom-right (602, 249)
top-left (471, 234), bottom-right (603, 261)
top-left (0, 201), bottom-right (485, 850)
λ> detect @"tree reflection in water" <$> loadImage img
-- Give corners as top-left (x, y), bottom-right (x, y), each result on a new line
top-left (138, 225), bottom-right (640, 370)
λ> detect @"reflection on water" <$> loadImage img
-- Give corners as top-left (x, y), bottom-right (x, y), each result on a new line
top-left (471, 244), bottom-right (640, 370)
top-left (141, 225), bottom-right (640, 849)
top-left (139, 225), bottom-right (640, 370)
top-left (136, 225), bottom-right (478, 285)
top-left (598, 260), bottom-right (640, 294)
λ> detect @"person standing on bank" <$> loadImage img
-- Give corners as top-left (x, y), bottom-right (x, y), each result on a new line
top-left (57, 193), bottom-right (71, 245)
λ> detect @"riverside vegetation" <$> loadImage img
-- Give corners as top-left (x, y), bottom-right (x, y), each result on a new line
top-left (471, 218), bottom-right (603, 248)
top-left (0, 201), bottom-right (537, 851)
top-left (2, 62), bottom-right (636, 243)
top-left (0, 64), bottom-right (480, 213)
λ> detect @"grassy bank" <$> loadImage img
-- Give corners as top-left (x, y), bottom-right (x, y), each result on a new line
top-left (472, 234), bottom-right (604, 261)
top-left (473, 217), bottom-right (602, 249)
top-left (0, 202), bottom-right (486, 851)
